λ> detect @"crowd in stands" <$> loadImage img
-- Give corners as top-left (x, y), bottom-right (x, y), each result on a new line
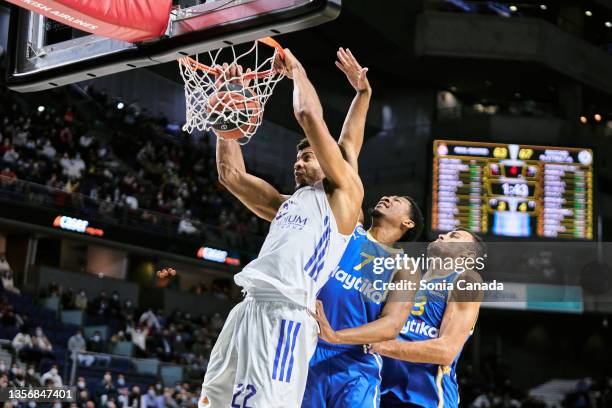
top-left (0, 84), bottom-right (269, 254)
top-left (41, 282), bottom-right (225, 382)
top-left (562, 377), bottom-right (612, 408)
top-left (86, 84), bottom-right (270, 251)
top-left (0, 280), bottom-right (214, 406)
top-left (0, 364), bottom-right (201, 407)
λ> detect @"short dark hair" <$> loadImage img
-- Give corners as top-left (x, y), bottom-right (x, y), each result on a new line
top-left (297, 138), bottom-right (349, 161)
top-left (296, 138), bottom-right (309, 152)
top-left (401, 196), bottom-right (424, 242)
top-left (454, 227), bottom-right (487, 259)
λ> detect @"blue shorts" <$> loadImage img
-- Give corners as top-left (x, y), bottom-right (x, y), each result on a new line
top-left (302, 342), bottom-right (383, 408)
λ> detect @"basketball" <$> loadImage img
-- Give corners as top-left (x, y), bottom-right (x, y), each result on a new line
top-left (206, 83), bottom-right (262, 140)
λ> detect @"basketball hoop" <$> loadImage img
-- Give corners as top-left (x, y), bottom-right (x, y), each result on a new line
top-left (178, 37), bottom-right (285, 144)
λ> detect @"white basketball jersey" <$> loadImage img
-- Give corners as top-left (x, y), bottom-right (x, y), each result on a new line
top-left (234, 181), bottom-right (350, 309)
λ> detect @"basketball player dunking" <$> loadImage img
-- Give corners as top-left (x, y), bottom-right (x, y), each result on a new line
top-left (199, 50), bottom-right (363, 407)
top-left (373, 229), bottom-right (486, 408)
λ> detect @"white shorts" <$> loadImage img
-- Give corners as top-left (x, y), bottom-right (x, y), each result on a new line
top-left (199, 293), bottom-right (318, 408)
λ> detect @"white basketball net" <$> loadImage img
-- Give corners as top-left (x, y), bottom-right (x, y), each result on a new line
top-left (178, 40), bottom-right (285, 144)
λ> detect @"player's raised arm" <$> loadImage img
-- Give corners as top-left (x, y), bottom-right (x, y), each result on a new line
top-left (313, 267), bottom-right (419, 345)
top-left (336, 47), bottom-right (372, 172)
top-left (276, 49), bottom-right (363, 234)
top-left (371, 271), bottom-right (483, 366)
top-left (284, 50), bottom-right (354, 187)
top-left (216, 137), bottom-right (287, 222)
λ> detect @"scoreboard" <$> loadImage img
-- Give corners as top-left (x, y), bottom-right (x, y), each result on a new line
top-left (432, 140), bottom-right (593, 239)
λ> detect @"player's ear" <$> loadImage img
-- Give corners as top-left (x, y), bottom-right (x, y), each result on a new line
top-left (401, 219), bottom-right (415, 231)
top-left (462, 249), bottom-right (477, 262)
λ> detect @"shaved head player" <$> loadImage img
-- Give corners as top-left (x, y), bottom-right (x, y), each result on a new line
top-left (374, 229), bottom-right (486, 408)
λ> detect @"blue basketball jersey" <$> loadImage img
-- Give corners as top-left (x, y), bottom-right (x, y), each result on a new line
top-left (302, 225), bottom-right (403, 408)
top-left (381, 271), bottom-right (468, 408)
top-left (317, 224), bottom-right (403, 350)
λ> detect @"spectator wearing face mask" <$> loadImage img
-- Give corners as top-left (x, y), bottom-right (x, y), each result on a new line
top-left (116, 374), bottom-right (126, 388)
top-left (141, 386), bottom-right (161, 408)
top-left (87, 330), bottom-right (104, 353)
top-left (25, 365), bottom-right (41, 386)
top-left (76, 376), bottom-right (87, 392)
top-left (40, 365), bottom-right (63, 387)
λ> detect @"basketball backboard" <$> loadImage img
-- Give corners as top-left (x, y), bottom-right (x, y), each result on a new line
top-left (6, 0), bottom-right (341, 92)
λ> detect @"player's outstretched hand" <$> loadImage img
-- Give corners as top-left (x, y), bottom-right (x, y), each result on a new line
top-left (310, 300), bottom-right (340, 344)
top-left (335, 47), bottom-right (370, 93)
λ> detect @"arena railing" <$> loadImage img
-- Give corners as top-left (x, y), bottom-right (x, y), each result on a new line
top-left (67, 349), bottom-right (192, 389)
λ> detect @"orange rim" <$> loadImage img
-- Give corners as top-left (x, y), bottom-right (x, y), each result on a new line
top-left (178, 36), bottom-right (284, 79)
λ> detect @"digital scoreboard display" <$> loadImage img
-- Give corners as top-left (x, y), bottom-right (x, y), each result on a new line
top-left (432, 140), bottom-right (593, 239)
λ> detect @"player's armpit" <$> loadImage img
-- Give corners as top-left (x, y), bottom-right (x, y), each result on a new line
top-left (216, 138), bottom-right (287, 222)
top-left (224, 172), bottom-right (288, 222)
